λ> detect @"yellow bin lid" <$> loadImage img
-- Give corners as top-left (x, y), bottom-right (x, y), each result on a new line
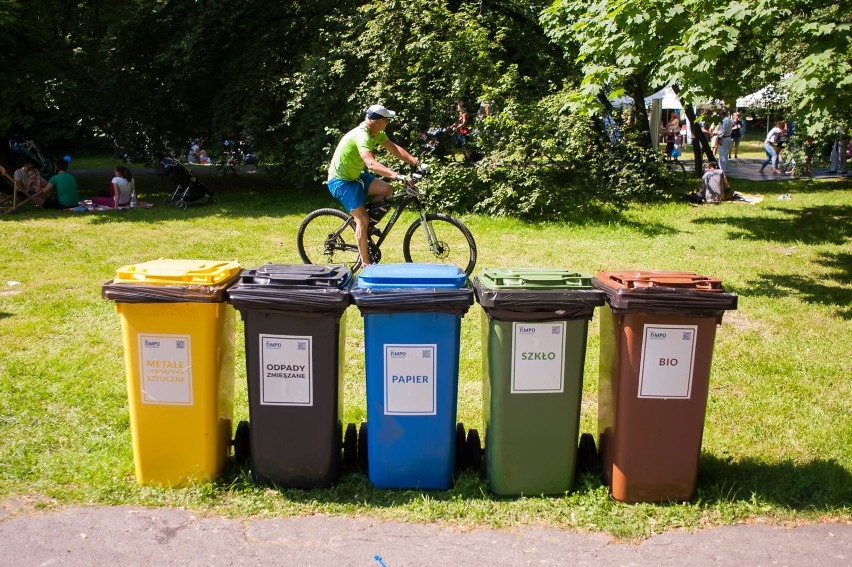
top-left (113, 259), bottom-right (242, 286)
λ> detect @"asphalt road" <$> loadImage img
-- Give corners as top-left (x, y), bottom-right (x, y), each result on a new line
top-left (1, 502), bottom-right (849, 566)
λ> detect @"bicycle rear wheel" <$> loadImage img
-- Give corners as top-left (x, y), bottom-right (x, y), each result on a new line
top-left (296, 208), bottom-right (361, 271)
top-left (402, 213), bottom-right (477, 276)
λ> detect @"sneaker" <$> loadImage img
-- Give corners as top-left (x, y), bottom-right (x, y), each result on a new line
top-left (759, 166), bottom-right (766, 172)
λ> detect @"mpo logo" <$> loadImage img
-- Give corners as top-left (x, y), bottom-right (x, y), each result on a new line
top-left (389, 350), bottom-right (407, 358)
top-left (265, 340), bottom-right (282, 349)
top-left (144, 339), bottom-right (161, 348)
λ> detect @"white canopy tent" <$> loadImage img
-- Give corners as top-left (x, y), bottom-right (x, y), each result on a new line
top-left (609, 87), bottom-right (685, 149)
top-left (736, 84), bottom-right (788, 135)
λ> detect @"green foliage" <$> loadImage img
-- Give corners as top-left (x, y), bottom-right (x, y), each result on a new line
top-left (424, 94), bottom-right (672, 219)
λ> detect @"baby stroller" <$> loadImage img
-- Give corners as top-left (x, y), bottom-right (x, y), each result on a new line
top-left (158, 155), bottom-right (217, 209)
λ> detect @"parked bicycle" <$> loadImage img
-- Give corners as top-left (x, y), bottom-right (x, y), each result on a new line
top-left (663, 151), bottom-right (687, 187)
top-left (296, 168), bottom-right (477, 275)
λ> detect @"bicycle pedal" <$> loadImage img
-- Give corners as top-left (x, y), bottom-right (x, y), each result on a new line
top-left (369, 226), bottom-right (382, 237)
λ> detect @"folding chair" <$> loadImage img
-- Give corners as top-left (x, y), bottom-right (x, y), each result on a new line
top-left (0, 165), bottom-right (43, 213)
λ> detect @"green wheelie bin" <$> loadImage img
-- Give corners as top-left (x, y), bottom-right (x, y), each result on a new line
top-left (473, 268), bottom-right (605, 496)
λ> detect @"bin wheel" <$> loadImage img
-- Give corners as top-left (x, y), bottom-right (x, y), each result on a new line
top-left (576, 432), bottom-right (599, 475)
top-left (464, 429), bottom-right (482, 473)
top-left (343, 423), bottom-right (358, 471)
top-left (455, 422), bottom-right (467, 469)
top-left (233, 420), bottom-right (251, 466)
top-left (357, 422), bottom-right (368, 470)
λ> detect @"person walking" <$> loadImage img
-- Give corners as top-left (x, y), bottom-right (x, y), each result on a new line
top-left (760, 121), bottom-right (786, 174)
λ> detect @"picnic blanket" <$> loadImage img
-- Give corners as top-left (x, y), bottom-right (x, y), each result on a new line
top-left (728, 192), bottom-right (764, 204)
top-left (64, 200), bottom-right (155, 212)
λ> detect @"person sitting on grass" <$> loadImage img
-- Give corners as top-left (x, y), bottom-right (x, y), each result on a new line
top-left (684, 161), bottom-right (733, 204)
top-left (40, 159), bottom-right (79, 209)
top-left (92, 166), bottom-right (132, 208)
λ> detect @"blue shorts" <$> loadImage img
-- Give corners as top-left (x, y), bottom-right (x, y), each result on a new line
top-left (327, 173), bottom-right (377, 212)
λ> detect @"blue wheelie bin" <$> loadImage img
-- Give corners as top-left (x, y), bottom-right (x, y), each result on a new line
top-left (351, 263), bottom-right (473, 489)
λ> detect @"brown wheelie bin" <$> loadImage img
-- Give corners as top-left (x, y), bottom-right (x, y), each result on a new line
top-left (592, 271), bottom-right (738, 503)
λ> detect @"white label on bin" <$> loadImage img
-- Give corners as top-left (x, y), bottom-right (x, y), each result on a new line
top-left (384, 344), bottom-right (437, 415)
top-left (259, 334), bottom-right (312, 406)
top-left (638, 324), bottom-right (698, 399)
top-left (511, 321), bottom-right (566, 393)
top-left (138, 333), bottom-right (193, 405)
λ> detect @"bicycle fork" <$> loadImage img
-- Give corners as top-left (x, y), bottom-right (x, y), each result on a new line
top-left (417, 210), bottom-right (444, 255)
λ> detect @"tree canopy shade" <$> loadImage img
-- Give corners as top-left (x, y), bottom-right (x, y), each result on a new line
top-left (542, 0), bottom-right (852, 139)
top-left (1, 0), bottom-right (849, 213)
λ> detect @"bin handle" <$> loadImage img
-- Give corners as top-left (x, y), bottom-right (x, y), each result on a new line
top-left (600, 271), bottom-right (723, 290)
top-left (492, 274), bottom-right (589, 287)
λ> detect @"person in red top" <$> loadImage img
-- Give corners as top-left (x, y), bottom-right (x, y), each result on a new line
top-left (449, 102), bottom-right (470, 146)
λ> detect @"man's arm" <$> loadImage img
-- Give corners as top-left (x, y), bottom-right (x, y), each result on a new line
top-left (381, 140), bottom-right (417, 167)
top-left (360, 150), bottom-right (401, 180)
top-left (360, 142), bottom-right (418, 181)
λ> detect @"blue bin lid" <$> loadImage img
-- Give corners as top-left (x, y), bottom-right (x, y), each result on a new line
top-left (355, 263), bottom-right (467, 289)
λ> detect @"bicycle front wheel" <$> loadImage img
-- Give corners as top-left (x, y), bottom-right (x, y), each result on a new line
top-left (403, 213), bottom-right (477, 276)
top-left (296, 208), bottom-right (361, 271)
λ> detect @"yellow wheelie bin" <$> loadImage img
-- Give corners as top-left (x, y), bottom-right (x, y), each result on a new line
top-left (102, 259), bottom-right (242, 486)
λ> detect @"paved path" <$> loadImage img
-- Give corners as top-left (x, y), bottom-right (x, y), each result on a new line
top-left (719, 157), bottom-right (850, 182)
top-left (0, 503), bottom-right (849, 566)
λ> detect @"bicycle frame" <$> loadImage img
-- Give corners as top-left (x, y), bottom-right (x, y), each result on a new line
top-left (328, 188), bottom-right (433, 258)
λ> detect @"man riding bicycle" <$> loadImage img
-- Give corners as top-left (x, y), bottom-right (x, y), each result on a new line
top-left (327, 104), bottom-right (420, 267)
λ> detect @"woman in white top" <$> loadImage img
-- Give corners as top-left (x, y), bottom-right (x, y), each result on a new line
top-left (760, 121), bottom-right (786, 174)
top-left (92, 167), bottom-right (132, 207)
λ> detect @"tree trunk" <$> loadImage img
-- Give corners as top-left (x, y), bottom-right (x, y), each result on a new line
top-left (671, 85), bottom-right (715, 177)
top-left (628, 77), bottom-right (652, 148)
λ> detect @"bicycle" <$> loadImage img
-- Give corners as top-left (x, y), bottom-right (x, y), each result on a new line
top-left (296, 170), bottom-right (477, 275)
top-left (663, 151), bottom-right (687, 187)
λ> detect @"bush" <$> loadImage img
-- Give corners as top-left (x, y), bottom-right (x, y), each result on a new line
top-left (424, 101), bottom-right (673, 220)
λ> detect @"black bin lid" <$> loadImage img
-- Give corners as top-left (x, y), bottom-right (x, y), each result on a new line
top-left (227, 264), bottom-right (351, 312)
top-left (242, 264), bottom-right (351, 288)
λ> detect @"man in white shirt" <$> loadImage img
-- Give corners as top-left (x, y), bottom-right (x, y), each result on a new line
top-left (717, 111), bottom-right (734, 172)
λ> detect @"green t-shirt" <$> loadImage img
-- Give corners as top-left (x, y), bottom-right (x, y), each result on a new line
top-left (48, 172), bottom-right (79, 207)
top-left (327, 125), bottom-right (389, 181)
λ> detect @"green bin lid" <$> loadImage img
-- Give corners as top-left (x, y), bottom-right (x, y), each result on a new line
top-left (477, 268), bottom-right (594, 290)
top-left (474, 268), bottom-right (604, 320)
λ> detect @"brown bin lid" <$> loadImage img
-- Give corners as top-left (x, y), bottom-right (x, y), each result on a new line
top-left (594, 270), bottom-right (724, 292)
top-left (592, 270), bottom-right (737, 314)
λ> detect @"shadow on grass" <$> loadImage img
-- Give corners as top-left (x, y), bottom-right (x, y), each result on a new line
top-left (1, 169), bottom-right (683, 237)
top-left (697, 454), bottom-right (852, 509)
top-left (692, 204), bottom-right (852, 245)
top-left (744, 250), bottom-right (852, 319)
top-left (211, 451), bottom-right (851, 512)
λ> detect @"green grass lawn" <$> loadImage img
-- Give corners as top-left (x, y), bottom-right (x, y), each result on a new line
top-left (0, 168), bottom-right (849, 539)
